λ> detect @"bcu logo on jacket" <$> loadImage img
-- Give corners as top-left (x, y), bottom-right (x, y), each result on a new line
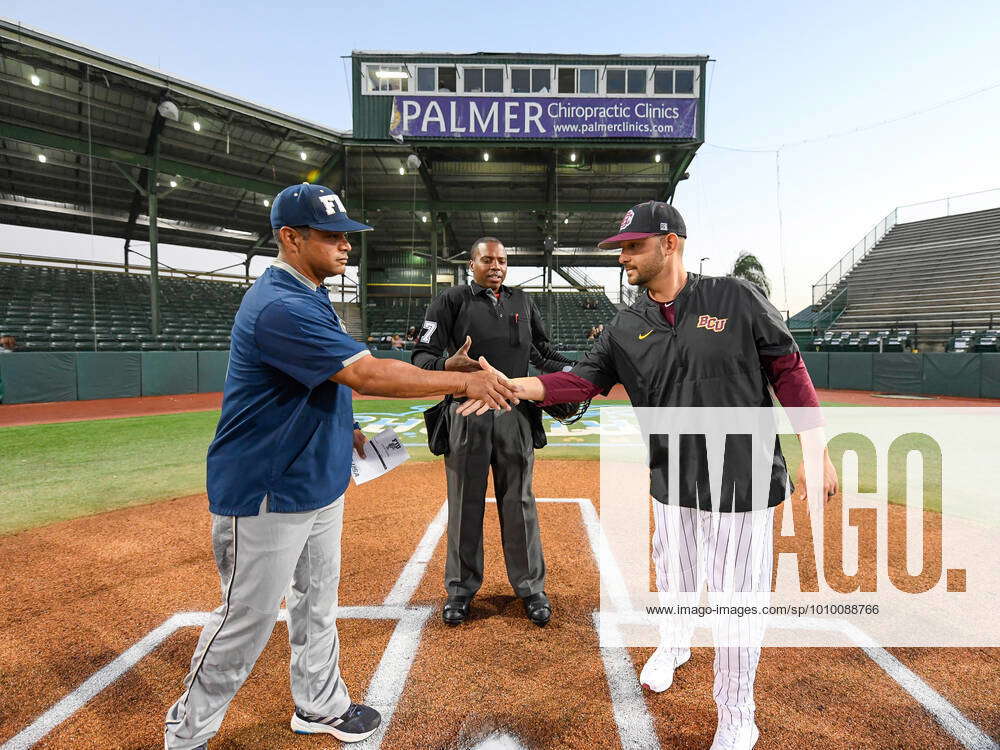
top-left (696, 314), bottom-right (727, 333)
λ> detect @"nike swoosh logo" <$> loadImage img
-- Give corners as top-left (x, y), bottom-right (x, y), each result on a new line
top-left (638, 330), bottom-right (653, 340)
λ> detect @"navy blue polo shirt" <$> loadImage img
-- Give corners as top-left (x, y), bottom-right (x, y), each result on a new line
top-left (206, 263), bottom-right (369, 516)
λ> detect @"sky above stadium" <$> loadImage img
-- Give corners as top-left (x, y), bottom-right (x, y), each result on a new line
top-left (4, 0), bottom-right (1000, 315)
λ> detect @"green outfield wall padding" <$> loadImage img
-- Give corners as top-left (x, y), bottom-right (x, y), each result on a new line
top-left (141, 351), bottom-right (198, 397)
top-left (76, 352), bottom-right (141, 400)
top-left (197, 351), bottom-right (230, 393)
top-left (872, 353), bottom-right (923, 394)
top-left (828, 353), bottom-right (873, 391)
top-left (981, 354), bottom-right (1000, 399)
top-left (0, 352), bottom-right (77, 404)
top-left (801, 352), bottom-right (829, 389)
top-left (373, 349), bottom-right (412, 363)
top-left (922, 353), bottom-right (981, 398)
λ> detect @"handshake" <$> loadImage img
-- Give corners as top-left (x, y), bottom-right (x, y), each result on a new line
top-left (445, 335), bottom-right (527, 416)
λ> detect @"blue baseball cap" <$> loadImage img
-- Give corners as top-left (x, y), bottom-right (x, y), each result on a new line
top-left (269, 183), bottom-right (372, 233)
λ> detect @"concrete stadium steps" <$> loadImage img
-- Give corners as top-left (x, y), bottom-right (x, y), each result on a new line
top-left (820, 206), bottom-right (1000, 346)
top-left (336, 302), bottom-right (363, 339)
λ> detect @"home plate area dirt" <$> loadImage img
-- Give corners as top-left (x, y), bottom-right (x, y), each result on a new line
top-left (1, 461), bottom-right (997, 749)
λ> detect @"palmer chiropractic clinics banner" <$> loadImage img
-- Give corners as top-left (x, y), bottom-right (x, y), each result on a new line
top-left (388, 96), bottom-right (697, 140)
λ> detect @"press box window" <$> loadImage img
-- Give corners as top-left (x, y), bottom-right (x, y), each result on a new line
top-left (366, 66), bottom-right (408, 93)
top-left (437, 66), bottom-right (457, 92)
top-left (675, 69), bottom-right (695, 94)
top-left (484, 68), bottom-right (503, 92)
top-left (653, 69), bottom-right (674, 94)
top-left (558, 67), bottom-right (598, 94)
top-left (464, 67), bottom-right (503, 93)
top-left (512, 68), bottom-right (551, 93)
top-left (606, 69), bottom-right (626, 94)
top-left (416, 66), bottom-right (435, 92)
top-left (627, 69), bottom-right (646, 94)
top-left (558, 67), bottom-right (575, 94)
top-left (416, 65), bottom-right (457, 93)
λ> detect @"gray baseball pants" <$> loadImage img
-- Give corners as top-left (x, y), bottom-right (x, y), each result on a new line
top-left (444, 402), bottom-right (546, 598)
top-left (163, 496), bottom-right (350, 749)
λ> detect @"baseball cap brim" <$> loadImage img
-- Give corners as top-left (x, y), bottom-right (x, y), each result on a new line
top-left (597, 231), bottom-right (662, 250)
top-left (306, 217), bottom-right (373, 233)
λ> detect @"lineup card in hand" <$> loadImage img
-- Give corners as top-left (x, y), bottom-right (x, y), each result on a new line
top-left (351, 427), bottom-right (410, 485)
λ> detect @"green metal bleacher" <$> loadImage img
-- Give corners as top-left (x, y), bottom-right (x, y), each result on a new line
top-left (0, 262), bottom-right (242, 351)
top-left (363, 290), bottom-right (618, 351)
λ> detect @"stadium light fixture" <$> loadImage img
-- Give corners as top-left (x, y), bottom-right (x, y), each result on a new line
top-left (482, 152), bottom-right (490, 162)
top-left (563, 217), bottom-right (569, 224)
top-left (29, 73), bottom-right (41, 86)
top-left (569, 152), bottom-right (577, 162)
top-left (192, 120), bottom-right (202, 132)
top-left (299, 151), bottom-right (308, 161)
top-left (399, 166), bottom-right (406, 175)
top-left (169, 179), bottom-right (178, 188)
top-left (654, 153), bottom-right (662, 163)
top-left (263, 199), bottom-right (270, 207)
top-left (375, 70), bottom-right (408, 79)
top-left (421, 215), bottom-right (428, 223)
top-left (37, 153), bottom-right (47, 163)
top-left (157, 99), bottom-right (180, 121)
top-left (493, 215), bottom-right (499, 224)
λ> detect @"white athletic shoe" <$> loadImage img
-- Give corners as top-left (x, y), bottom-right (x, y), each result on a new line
top-left (639, 646), bottom-right (691, 692)
top-left (708, 719), bottom-right (759, 750)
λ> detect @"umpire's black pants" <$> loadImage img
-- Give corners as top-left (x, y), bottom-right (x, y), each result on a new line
top-left (443, 402), bottom-right (546, 598)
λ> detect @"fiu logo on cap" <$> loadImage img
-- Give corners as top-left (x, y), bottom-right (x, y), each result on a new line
top-left (319, 193), bottom-right (347, 216)
top-left (696, 314), bottom-right (727, 333)
top-left (619, 210), bottom-right (634, 231)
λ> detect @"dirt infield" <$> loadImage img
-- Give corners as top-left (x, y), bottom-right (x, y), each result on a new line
top-left (1, 460), bottom-right (997, 749)
top-left (4, 385), bottom-right (1000, 428)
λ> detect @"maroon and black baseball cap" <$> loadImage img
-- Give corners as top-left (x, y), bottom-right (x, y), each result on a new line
top-left (597, 200), bottom-right (687, 249)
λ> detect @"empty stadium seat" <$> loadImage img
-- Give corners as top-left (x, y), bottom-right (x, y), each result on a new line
top-left (0, 262), bottom-right (246, 352)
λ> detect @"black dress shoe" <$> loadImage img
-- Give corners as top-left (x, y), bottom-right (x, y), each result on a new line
top-left (522, 592), bottom-right (551, 627)
top-left (442, 595), bottom-right (472, 626)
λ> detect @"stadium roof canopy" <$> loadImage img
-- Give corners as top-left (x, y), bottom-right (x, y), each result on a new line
top-left (0, 17), bottom-right (349, 265)
top-left (1, 22), bottom-right (707, 271)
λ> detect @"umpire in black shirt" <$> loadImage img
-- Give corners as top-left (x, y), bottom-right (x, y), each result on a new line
top-left (412, 237), bottom-right (572, 627)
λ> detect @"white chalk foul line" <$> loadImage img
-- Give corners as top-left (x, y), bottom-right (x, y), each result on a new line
top-left (592, 613), bottom-right (662, 750)
top-left (487, 497), bottom-right (658, 750)
top-left (384, 500), bottom-right (448, 607)
top-left (355, 606), bottom-right (434, 750)
top-left (2, 494), bottom-right (453, 750)
top-left (0, 606), bottom-right (421, 750)
top-left (841, 621), bottom-right (1000, 750)
top-left (1, 613), bottom-right (190, 750)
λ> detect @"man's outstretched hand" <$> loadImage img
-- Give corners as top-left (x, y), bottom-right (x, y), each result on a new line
top-left (458, 369), bottom-right (541, 416)
top-left (445, 336), bottom-right (480, 372)
top-left (461, 356), bottom-right (518, 414)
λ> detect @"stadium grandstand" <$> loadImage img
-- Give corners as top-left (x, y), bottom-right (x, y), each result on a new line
top-left (0, 20), bottom-right (706, 374)
top-left (788, 201), bottom-right (1000, 354)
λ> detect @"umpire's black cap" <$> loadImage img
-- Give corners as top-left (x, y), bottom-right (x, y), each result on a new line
top-left (598, 200), bottom-right (687, 249)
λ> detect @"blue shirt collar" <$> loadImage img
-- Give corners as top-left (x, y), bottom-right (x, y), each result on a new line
top-left (271, 259), bottom-right (320, 291)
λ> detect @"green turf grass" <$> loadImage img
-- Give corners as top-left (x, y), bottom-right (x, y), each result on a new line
top-left (0, 411), bottom-right (217, 535)
top-left (0, 398), bottom-right (897, 534)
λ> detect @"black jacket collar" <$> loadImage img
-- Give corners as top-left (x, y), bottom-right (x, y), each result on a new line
top-left (634, 272), bottom-right (701, 311)
top-left (470, 280), bottom-right (510, 297)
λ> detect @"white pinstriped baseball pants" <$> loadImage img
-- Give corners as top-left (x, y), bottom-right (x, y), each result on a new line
top-left (652, 501), bottom-right (775, 728)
